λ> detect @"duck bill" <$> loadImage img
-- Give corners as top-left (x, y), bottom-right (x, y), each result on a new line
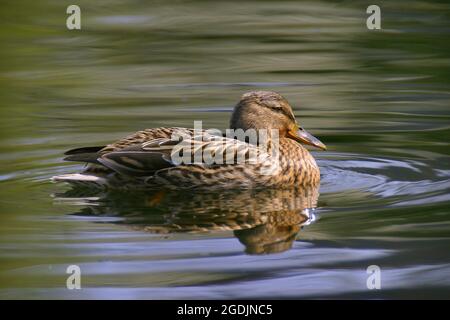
top-left (287, 127), bottom-right (327, 151)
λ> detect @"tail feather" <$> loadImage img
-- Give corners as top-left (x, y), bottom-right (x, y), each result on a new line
top-left (63, 153), bottom-right (101, 164)
top-left (51, 173), bottom-right (107, 189)
top-left (63, 146), bottom-right (106, 165)
top-left (64, 146), bottom-right (105, 155)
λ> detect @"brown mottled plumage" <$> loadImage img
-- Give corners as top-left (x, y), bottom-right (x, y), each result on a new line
top-left (52, 91), bottom-right (326, 190)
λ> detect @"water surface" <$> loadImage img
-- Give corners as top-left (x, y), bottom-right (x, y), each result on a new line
top-left (0, 0), bottom-right (449, 299)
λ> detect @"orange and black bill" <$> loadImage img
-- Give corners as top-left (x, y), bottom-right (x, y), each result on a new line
top-left (286, 126), bottom-right (327, 150)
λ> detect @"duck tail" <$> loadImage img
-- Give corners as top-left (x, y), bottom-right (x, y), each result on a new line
top-left (51, 173), bottom-right (108, 189)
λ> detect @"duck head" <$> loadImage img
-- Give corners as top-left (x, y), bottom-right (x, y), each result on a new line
top-left (229, 91), bottom-right (326, 150)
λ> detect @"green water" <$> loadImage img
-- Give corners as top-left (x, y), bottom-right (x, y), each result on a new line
top-left (0, 0), bottom-right (449, 299)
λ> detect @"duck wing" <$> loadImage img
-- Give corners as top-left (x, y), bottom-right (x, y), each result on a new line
top-left (62, 127), bottom-right (197, 166)
top-left (98, 132), bottom-right (270, 177)
top-left (61, 127), bottom-right (271, 182)
top-left (97, 138), bottom-right (178, 176)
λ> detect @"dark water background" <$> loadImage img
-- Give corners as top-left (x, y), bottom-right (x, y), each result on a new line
top-left (0, 0), bottom-right (449, 299)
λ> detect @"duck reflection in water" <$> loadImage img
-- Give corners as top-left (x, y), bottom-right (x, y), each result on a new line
top-left (56, 183), bottom-right (320, 255)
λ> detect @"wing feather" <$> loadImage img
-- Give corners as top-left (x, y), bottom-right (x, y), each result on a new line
top-left (62, 127), bottom-right (272, 179)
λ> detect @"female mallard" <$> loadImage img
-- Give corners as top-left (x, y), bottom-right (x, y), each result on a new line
top-left (52, 91), bottom-right (326, 189)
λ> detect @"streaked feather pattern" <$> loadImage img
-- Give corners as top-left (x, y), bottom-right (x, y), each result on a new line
top-left (52, 91), bottom-right (323, 190)
top-left (53, 127), bottom-right (320, 189)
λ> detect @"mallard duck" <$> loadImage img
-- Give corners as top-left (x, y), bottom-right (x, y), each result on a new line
top-left (52, 91), bottom-right (326, 189)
